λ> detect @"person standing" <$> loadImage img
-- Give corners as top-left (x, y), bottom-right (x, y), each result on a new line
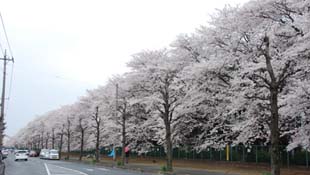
top-left (125, 146), bottom-right (129, 164)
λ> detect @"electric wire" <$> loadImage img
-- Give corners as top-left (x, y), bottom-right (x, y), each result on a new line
top-left (0, 12), bottom-right (14, 58)
top-left (0, 41), bottom-right (4, 57)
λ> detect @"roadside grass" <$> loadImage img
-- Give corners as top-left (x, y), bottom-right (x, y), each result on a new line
top-left (63, 153), bottom-right (310, 175)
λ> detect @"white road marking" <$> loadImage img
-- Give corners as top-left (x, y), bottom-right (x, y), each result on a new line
top-left (44, 163), bottom-right (88, 175)
top-left (52, 174), bottom-right (81, 175)
top-left (44, 163), bottom-right (51, 175)
top-left (84, 168), bottom-right (93, 172)
top-left (97, 167), bottom-right (110, 171)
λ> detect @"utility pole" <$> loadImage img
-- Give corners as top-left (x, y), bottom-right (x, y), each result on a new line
top-left (0, 50), bottom-right (13, 147)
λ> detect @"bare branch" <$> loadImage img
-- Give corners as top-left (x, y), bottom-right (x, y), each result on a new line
top-left (245, 93), bottom-right (269, 101)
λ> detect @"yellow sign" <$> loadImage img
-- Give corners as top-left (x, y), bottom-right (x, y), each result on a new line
top-left (226, 145), bottom-right (229, 161)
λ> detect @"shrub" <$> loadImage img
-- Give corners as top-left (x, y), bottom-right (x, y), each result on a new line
top-left (117, 161), bottom-right (123, 166)
top-left (262, 172), bottom-right (271, 175)
top-left (160, 165), bottom-right (167, 172)
top-left (91, 159), bottom-right (97, 164)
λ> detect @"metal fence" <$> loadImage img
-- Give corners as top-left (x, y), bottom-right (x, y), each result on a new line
top-left (93, 145), bottom-right (309, 168)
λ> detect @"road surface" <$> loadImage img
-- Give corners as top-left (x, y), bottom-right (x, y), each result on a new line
top-left (4, 155), bottom-right (152, 175)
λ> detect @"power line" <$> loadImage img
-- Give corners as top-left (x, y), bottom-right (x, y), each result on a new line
top-left (0, 41), bottom-right (4, 57)
top-left (7, 63), bottom-right (14, 100)
top-left (0, 12), bottom-right (14, 59)
top-left (0, 13), bottom-right (4, 57)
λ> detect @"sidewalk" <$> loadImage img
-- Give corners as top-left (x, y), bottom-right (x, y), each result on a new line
top-left (100, 160), bottom-right (232, 175)
top-left (125, 164), bottom-right (235, 175)
top-left (65, 155), bottom-right (310, 175)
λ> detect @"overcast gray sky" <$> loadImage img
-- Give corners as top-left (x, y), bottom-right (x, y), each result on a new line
top-left (0, 0), bottom-right (249, 136)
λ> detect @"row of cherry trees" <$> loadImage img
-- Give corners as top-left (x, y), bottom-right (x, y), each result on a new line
top-left (8, 0), bottom-right (310, 174)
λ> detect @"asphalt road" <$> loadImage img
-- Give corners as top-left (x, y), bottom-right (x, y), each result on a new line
top-left (4, 154), bottom-right (153, 175)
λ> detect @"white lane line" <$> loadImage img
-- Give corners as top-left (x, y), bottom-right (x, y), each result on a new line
top-left (84, 168), bottom-right (93, 172)
top-left (44, 163), bottom-right (51, 175)
top-left (50, 164), bottom-right (88, 175)
top-left (97, 167), bottom-right (110, 171)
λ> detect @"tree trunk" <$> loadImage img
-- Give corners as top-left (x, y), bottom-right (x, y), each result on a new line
top-left (59, 134), bottom-right (63, 160)
top-left (270, 89), bottom-right (280, 175)
top-left (121, 113), bottom-right (126, 166)
top-left (162, 80), bottom-right (173, 172)
top-left (163, 108), bottom-right (173, 172)
top-left (52, 137), bottom-right (55, 149)
top-left (37, 136), bottom-right (41, 149)
top-left (37, 136), bottom-right (40, 150)
top-left (67, 133), bottom-right (70, 159)
top-left (264, 36), bottom-right (280, 175)
top-left (52, 129), bottom-right (55, 149)
top-left (45, 138), bottom-right (49, 149)
top-left (165, 119), bottom-right (173, 172)
top-left (41, 134), bottom-right (44, 149)
top-left (94, 106), bottom-right (100, 162)
top-left (79, 130), bottom-right (84, 161)
top-left (95, 126), bottom-right (100, 162)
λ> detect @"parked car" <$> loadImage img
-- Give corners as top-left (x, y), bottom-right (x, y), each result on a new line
top-left (15, 150), bottom-right (28, 161)
top-left (39, 149), bottom-right (50, 159)
top-left (29, 150), bottom-right (37, 157)
top-left (1, 149), bottom-right (8, 159)
top-left (48, 149), bottom-right (59, 160)
top-left (25, 150), bottom-right (30, 156)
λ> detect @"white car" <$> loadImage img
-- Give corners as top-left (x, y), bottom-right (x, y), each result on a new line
top-left (15, 150), bottom-right (28, 161)
top-left (48, 149), bottom-right (59, 160)
top-left (40, 149), bottom-right (49, 159)
top-left (25, 150), bottom-right (30, 156)
top-left (1, 149), bottom-right (8, 159)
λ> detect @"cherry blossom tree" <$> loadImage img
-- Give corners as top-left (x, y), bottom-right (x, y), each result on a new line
top-left (127, 49), bottom-right (186, 171)
top-left (202, 1), bottom-right (310, 174)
